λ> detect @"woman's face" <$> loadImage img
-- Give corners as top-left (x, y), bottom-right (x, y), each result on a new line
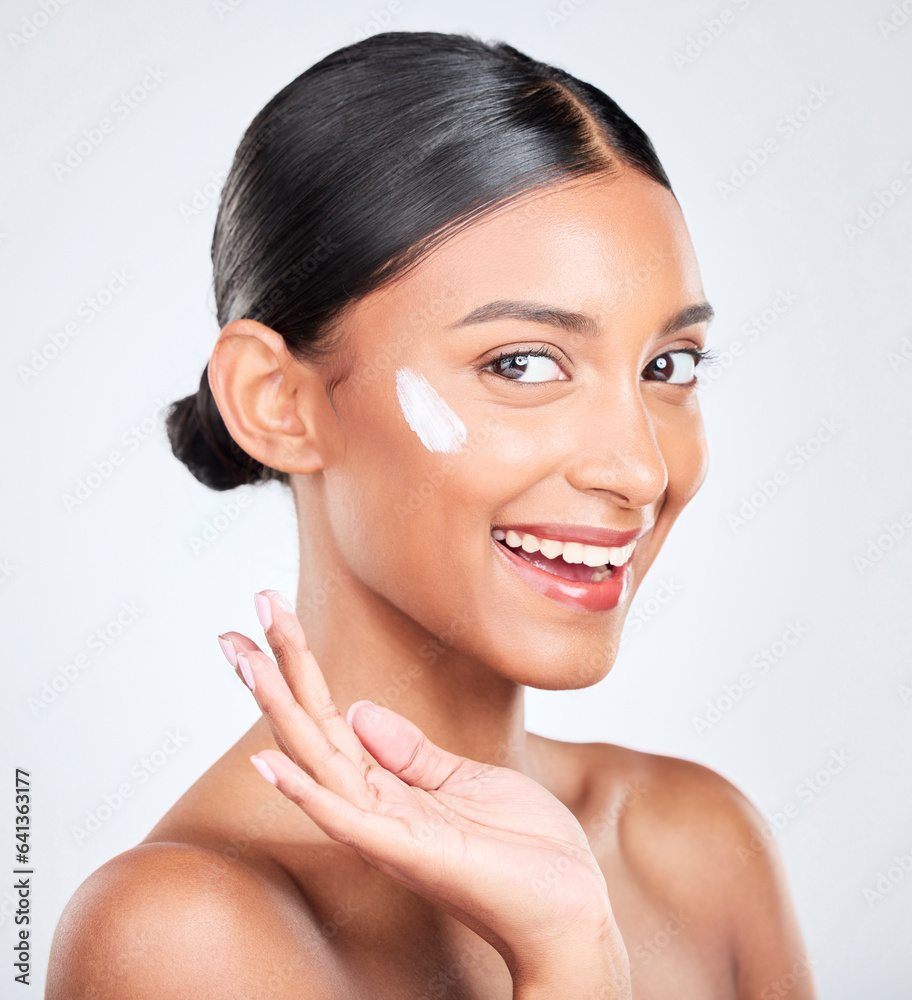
top-left (309, 167), bottom-right (711, 689)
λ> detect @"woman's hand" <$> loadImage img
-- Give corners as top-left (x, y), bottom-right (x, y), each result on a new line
top-left (218, 589), bottom-right (631, 998)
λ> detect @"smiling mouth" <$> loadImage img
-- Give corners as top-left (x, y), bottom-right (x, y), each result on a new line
top-left (491, 528), bottom-right (636, 584)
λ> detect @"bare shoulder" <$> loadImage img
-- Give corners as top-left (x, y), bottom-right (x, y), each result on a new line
top-left (45, 841), bottom-right (343, 999)
top-left (582, 741), bottom-right (816, 996)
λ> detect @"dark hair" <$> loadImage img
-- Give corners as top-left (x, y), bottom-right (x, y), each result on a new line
top-left (166, 30), bottom-right (673, 491)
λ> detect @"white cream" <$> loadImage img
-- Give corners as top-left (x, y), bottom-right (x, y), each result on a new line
top-left (395, 366), bottom-right (467, 454)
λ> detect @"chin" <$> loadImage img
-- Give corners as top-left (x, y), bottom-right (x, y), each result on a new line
top-left (465, 614), bottom-right (625, 692)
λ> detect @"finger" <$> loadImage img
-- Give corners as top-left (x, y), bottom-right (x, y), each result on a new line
top-left (219, 629), bottom-right (379, 774)
top-left (250, 749), bottom-right (414, 864)
top-left (237, 645), bottom-right (374, 810)
top-left (216, 632), bottom-right (263, 685)
top-left (251, 751), bottom-right (490, 929)
top-left (254, 589), bottom-right (365, 765)
top-left (347, 701), bottom-right (469, 792)
top-left (219, 632), bottom-right (300, 761)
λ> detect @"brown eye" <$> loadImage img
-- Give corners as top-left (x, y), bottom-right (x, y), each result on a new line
top-left (494, 354), bottom-right (531, 379)
top-left (487, 349), bottom-right (568, 383)
top-left (644, 350), bottom-right (699, 385)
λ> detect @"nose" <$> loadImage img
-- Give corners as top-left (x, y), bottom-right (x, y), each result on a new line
top-left (563, 389), bottom-right (668, 507)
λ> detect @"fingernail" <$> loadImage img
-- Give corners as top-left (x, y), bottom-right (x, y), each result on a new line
top-left (217, 635), bottom-right (237, 668)
top-left (273, 590), bottom-right (296, 615)
top-left (346, 699), bottom-right (380, 726)
top-left (265, 589), bottom-right (296, 616)
top-left (254, 592), bottom-right (273, 630)
top-left (250, 755), bottom-right (276, 785)
top-left (236, 652), bottom-right (255, 693)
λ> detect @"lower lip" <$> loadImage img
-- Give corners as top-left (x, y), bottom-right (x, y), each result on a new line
top-left (492, 537), bottom-right (632, 613)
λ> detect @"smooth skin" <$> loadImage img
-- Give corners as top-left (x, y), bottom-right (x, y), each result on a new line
top-left (46, 167), bottom-right (816, 999)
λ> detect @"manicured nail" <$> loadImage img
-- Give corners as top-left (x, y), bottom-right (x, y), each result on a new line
top-left (272, 590), bottom-right (296, 615)
top-left (346, 699), bottom-right (380, 726)
top-left (217, 635), bottom-right (237, 668)
top-left (254, 592), bottom-right (273, 630)
top-left (250, 755), bottom-right (276, 785)
top-left (263, 589), bottom-right (296, 617)
top-left (236, 652), bottom-right (255, 692)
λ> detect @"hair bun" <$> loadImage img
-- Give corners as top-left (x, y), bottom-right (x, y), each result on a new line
top-left (165, 365), bottom-right (281, 491)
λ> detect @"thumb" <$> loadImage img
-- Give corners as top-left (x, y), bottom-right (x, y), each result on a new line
top-left (347, 700), bottom-right (466, 791)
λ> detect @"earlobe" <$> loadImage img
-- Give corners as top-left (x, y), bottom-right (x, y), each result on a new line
top-left (207, 318), bottom-right (326, 476)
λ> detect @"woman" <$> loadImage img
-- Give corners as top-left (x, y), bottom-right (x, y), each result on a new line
top-left (46, 31), bottom-right (815, 999)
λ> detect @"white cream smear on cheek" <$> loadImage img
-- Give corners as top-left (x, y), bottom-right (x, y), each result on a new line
top-left (395, 366), bottom-right (467, 455)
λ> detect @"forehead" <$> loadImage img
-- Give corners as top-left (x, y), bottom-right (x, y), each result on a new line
top-left (367, 167), bottom-right (705, 327)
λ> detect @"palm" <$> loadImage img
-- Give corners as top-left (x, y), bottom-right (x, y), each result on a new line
top-left (345, 722), bottom-right (612, 954)
top-left (375, 739), bottom-right (599, 855)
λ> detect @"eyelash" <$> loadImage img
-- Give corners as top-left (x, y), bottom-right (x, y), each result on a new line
top-left (483, 345), bottom-right (719, 383)
top-left (645, 346), bottom-right (719, 382)
top-left (484, 344), bottom-right (564, 373)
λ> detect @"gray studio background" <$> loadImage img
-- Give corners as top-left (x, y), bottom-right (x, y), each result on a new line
top-left (2, 0), bottom-right (911, 994)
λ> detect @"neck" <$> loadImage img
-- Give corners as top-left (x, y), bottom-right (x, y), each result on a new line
top-left (295, 565), bottom-right (533, 777)
top-left (275, 500), bottom-right (536, 780)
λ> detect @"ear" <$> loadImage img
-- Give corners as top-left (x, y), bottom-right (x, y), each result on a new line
top-left (207, 318), bottom-right (328, 476)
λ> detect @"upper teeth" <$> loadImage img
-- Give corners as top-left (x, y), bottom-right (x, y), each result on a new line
top-left (493, 528), bottom-right (636, 568)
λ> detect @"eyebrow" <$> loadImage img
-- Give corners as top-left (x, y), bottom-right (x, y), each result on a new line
top-left (446, 299), bottom-right (715, 338)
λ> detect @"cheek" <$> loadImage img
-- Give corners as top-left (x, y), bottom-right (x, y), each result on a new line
top-left (320, 374), bottom-right (489, 595)
top-left (322, 390), bottom-right (552, 637)
top-left (395, 366), bottom-right (467, 455)
top-left (658, 408), bottom-right (709, 513)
